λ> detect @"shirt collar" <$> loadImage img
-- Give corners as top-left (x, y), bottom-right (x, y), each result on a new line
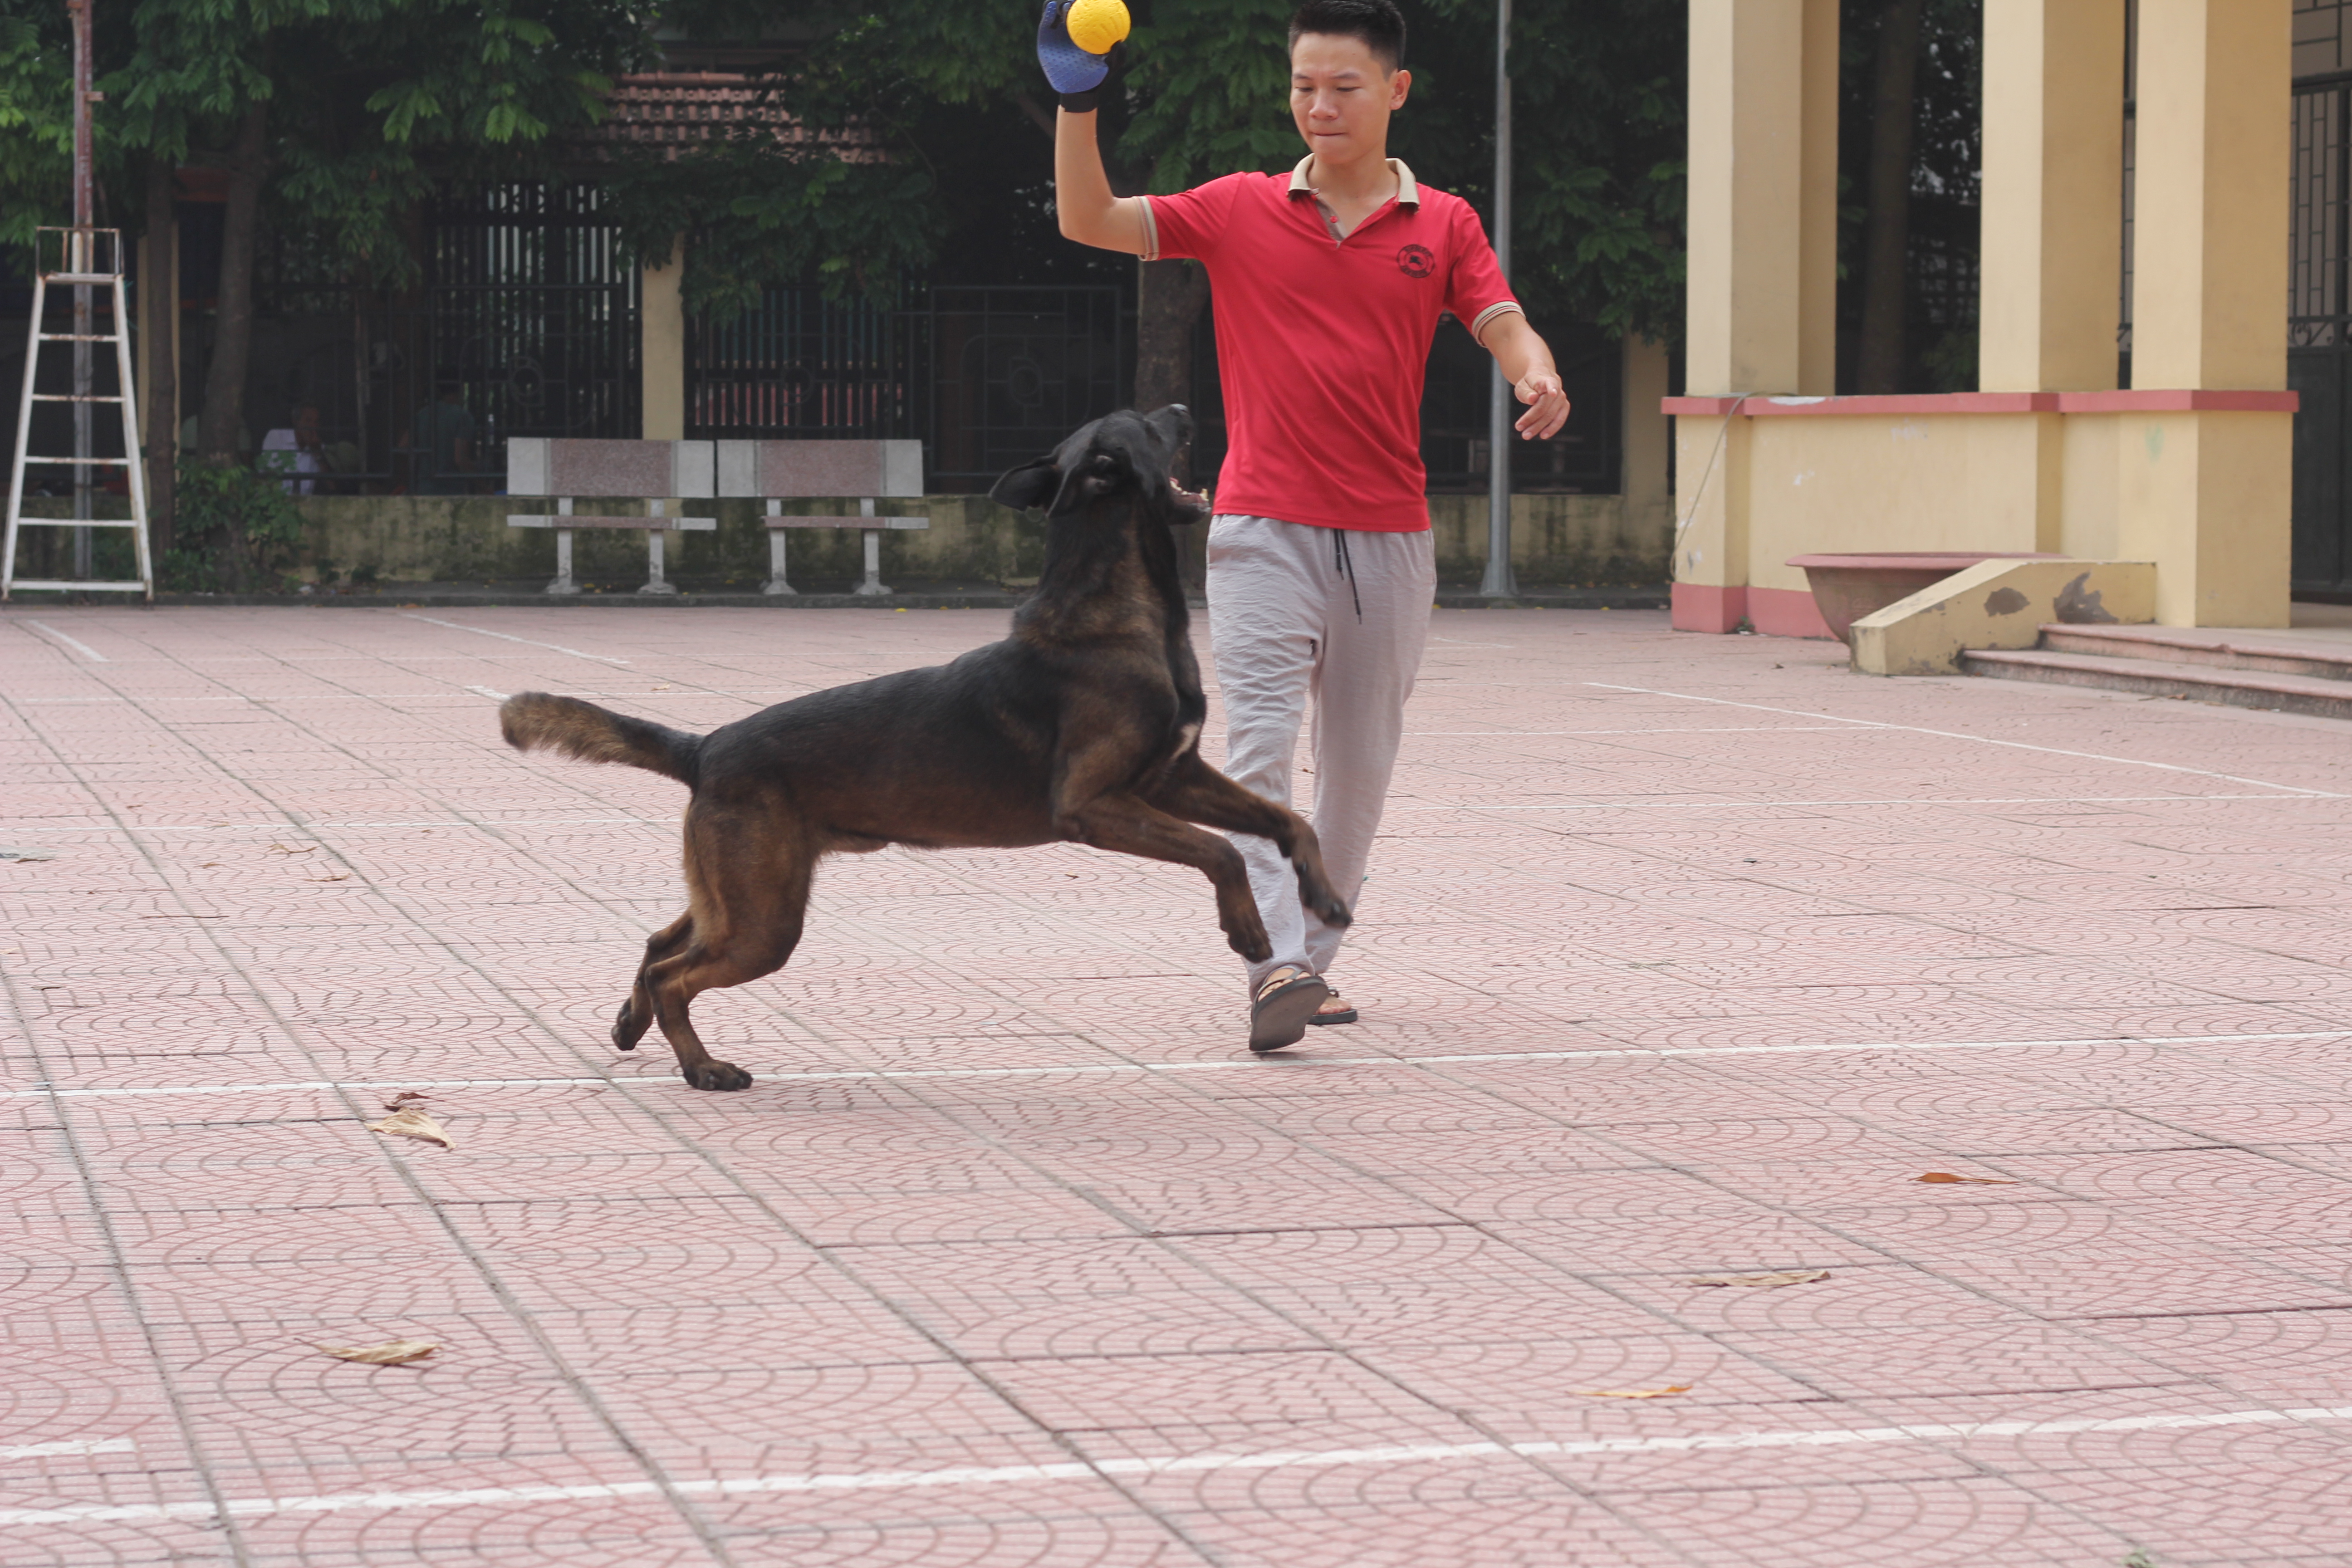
top-left (1288, 155), bottom-right (1419, 206)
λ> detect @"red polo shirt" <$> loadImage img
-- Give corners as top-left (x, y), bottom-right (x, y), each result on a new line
top-left (1142, 156), bottom-right (1520, 533)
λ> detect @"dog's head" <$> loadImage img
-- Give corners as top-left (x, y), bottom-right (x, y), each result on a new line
top-left (988, 406), bottom-right (1208, 526)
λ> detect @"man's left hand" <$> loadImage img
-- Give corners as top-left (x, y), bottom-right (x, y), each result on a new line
top-left (1514, 371), bottom-right (1570, 440)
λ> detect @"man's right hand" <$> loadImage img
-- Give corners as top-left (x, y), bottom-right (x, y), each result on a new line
top-left (1038, 1), bottom-right (1114, 112)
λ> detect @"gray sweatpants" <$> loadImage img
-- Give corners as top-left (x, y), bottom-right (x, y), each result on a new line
top-left (1205, 514), bottom-right (1436, 992)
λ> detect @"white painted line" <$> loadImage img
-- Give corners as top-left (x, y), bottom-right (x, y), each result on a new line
top-left (14, 1030), bottom-right (2345, 1099)
top-left (23, 621), bottom-right (108, 662)
top-left (5, 1405), bottom-right (2348, 1524)
top-left (1585, 682), bottom-right (2349, 798)
top-left (0, 1439), bottom-right (135, 1461)
top-left (28, 817), bottom-right (674, 835)
top-left (1387, 794), bottom-right (2314, 813)
top-left (401, 615), bottom-right (630, 667)
top-left (1403, 726), bottom-right (1856, 736)
top-left (464, 686), bottom-right (511, 701)
top-left (26, 694), bottom-right (495, 705)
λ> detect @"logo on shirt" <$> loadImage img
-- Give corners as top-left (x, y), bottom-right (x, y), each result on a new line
top-left (1395, 243), bottom-right (1436, 279)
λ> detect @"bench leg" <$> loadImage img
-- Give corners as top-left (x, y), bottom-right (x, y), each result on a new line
top-left (638, 525), bottom-right (679, 596)
top-left (853, 500), bottom-right (889, 596)
top-left (545, 528), bottom-right (581, 596)
top-left (762, 502), bottom-right (795, 595)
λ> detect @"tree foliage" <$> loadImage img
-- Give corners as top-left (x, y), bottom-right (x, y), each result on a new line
top-left (652, 0), bottom-right (1689, 342)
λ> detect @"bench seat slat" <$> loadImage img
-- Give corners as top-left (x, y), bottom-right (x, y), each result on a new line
top-left (762, 517), bottom-right (929, 530)
top-left (507, 514), bottom-right (717, 531)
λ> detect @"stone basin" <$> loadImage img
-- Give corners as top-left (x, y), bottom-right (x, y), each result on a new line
top-left (1788, 552), bottom-right (2064, 646)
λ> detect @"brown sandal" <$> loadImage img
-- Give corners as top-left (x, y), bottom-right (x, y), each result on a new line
top-left (1306, 990), bottom-right (1357, 1026)
top-left (1249, 966), bottom-right (1329, 1053)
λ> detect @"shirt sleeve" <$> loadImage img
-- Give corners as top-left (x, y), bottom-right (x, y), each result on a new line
top-left (1443, 198), bottom-right (1524, 343)
top-left (1139, 172), bottom-right (1251, 264)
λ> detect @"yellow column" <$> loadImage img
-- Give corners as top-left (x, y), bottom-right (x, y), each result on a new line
top-left (2132, 0), bottom-right (2288, 390)
top-left (1980, 0), bottom-right (2126, 391)
top-left (1680, 0), bottom-right (1831, 631)
top-left (1685, 0), bottom-right (1807, 397)
top-left (1621, 336), bottom-right (1673, 546)
top-left (2120, 0), bottom-right (2290, 627)
top-left (640, 237), bottom-right (686, 441)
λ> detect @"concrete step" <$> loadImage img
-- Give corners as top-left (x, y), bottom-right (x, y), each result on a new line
top-left (2036, 622), bottom-right (2352, 681)
top-left (1961, 646), bottom-right (2352, 721)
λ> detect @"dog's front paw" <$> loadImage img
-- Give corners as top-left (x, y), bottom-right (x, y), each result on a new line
top-left (684, 1060), bottom-right (754, 1092)
top-left (611, 999), bottom-right (651, 1051)
top-left (1223, 912), bottom-right (1274, 962)
top-left (1296, 871), bottom-right (1354, 928)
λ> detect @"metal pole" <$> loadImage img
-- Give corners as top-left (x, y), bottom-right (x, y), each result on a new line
top-left (70, 0), bottom-right (93, 579)
top-left (1479, 0), bottom-right (1517, 599)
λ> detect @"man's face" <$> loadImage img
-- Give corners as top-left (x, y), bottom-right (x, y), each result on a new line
top-left (1290, 32), bottom-right (1410, 167)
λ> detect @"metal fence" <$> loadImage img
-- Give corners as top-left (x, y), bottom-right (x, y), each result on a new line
top-left (2292, 70), bottom-right (2352, 593)
top-left (240, 183), bottom-right (638, 493)
top-left (687, 283), bottom-right (1126, 492)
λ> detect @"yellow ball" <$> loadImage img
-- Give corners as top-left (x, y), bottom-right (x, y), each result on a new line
top-left (1065, 0), bottom-right (1130, 56)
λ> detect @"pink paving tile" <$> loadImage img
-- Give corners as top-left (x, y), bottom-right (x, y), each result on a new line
top-left (15, 605), bottom-right (2352, 1565)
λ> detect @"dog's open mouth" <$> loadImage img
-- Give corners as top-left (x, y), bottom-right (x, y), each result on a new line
top-left (1169, 477), bottom-right (1210, 514)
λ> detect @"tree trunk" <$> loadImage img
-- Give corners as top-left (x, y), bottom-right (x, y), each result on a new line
top-left (199, 101), bottom-right (268, 466)
top-left (143, 158), bottom-right (176, 555)
top-left (1134, 257), bottom-right (1212, 589)
top-left (1855, 0), bottom-right (1924, 394)
top-left (1134, 258), bottom-right (1210, 470)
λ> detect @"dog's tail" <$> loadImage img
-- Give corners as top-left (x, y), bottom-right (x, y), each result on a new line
top-left (500, 692), bottom-right (701, 786)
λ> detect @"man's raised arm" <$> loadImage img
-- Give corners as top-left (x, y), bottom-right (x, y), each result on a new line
top-left (1054, 108), bottom-right (1151, 256)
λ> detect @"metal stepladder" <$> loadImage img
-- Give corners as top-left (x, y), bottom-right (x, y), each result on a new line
top-left (3, 226), bottom-right (152, 602)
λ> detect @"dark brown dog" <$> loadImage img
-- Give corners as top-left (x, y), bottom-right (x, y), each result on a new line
top-left (499, 405), bottom-right (1348, 1090)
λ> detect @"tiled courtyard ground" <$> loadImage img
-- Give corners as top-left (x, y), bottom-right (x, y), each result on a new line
top-left (5, 603), bottom-right (2352, 1568)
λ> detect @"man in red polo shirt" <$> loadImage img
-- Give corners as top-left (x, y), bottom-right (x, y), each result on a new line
top-left (1045, 0), bottom-right (1569, 1050)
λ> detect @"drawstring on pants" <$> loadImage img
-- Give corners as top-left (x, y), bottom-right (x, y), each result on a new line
top-left (1333, 529), bottom-right (1362, 622)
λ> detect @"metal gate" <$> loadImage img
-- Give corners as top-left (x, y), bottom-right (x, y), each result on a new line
top-left (2293, 71), bottom-right (2352, 594)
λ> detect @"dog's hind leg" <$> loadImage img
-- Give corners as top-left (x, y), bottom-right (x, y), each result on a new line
top-left (644, 807), bottom-right (815, 1091)
top-left (1145, 754), bottom-right (1353, 928)
top-left (614, 913), bottom-right (692, 1052)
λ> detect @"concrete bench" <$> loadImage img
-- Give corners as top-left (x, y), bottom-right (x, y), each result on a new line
top-left (506, 438), bottom-right (718, 596)
top-left (715, 439), bottom-right (926, 597)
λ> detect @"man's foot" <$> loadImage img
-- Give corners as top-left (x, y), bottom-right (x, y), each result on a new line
top-left (1306, 990), bottom-right (1358, 1026)
top-left (1249, 965), bottom-right (1328, 1053)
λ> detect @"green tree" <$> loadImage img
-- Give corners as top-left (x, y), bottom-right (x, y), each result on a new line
top-left (644, 0), bottom-right (1688, 409)
top-left (1, 0), bottom-right (642, 496)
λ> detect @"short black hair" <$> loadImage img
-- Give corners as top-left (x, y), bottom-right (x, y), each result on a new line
top-left (1288, 0), bottom-right (1406, 74)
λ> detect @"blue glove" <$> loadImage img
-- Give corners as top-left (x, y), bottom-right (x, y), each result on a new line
top-left (1039, 0), bottom-right (1115, 112)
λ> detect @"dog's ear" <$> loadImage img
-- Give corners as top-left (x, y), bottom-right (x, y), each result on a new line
top-left (1147, 403), bottom-right (1194, 450)
top-left (1047, 450), bottom-right (1126, 516)
top-left (989, 455), bottom-right (1062, 514)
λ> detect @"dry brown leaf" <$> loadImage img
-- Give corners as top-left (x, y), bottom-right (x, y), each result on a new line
top-left (382, 1090), bottom-right (431, 1110)
top-left (367, 1108), bottom-right (453, 1149)
top-left (1577, 1385), bottom-right (1691, 1400)
top-left (317, 1339), bottom-right (437, 1366)
top-left (200, 862), bottom-right (222, 869)
top-left (1687, 1269), bottom-right (1830, 1289)
top-left (306, 874), bottom-right (351, 883)
top-left (1916, 1171), bottom-right (2015, 1186)
top-left (267, 843), bottom-right (318, 856)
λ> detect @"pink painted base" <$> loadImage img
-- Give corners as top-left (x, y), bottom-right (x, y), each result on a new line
top-left (1672, 583), bottom-right (1836, 640)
